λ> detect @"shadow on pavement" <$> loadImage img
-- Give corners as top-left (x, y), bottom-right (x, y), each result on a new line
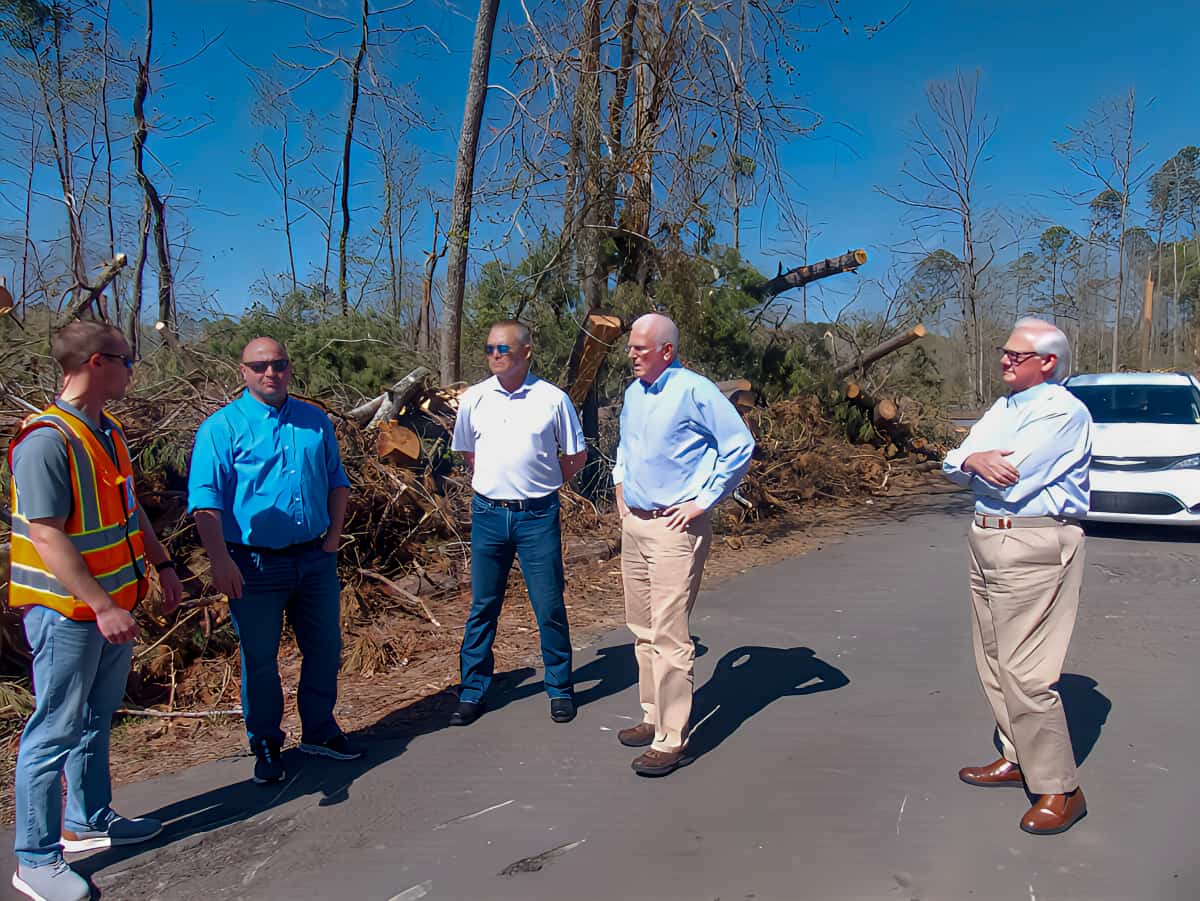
top-left (488, 639), bottom-right (709, 713)
top-left (71, 684), bottom-right (472, 886)
top-left (1060, 673), bottom-right (1112, 766)
top-left (685, 646), bottom-right (850, 760)
top-left (988, 672), bottom-right (1112, 769)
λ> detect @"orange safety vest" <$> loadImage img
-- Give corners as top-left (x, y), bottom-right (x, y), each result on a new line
top-left (7, 403), bottom-right (148, 620)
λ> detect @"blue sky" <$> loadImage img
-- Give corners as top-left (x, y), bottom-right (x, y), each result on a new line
top-left (8, 0), bottom-right (1200, 320)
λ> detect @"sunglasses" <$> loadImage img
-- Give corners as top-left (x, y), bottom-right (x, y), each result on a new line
top-left (97, 352), bottom-right (134, 370)
top-left (243, 358), bottom-right (290, 374)
top-left (484, 344), bottom-right (516, 356)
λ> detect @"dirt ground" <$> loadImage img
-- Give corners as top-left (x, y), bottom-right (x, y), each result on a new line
top-left (0, 476), bottom-right (951, 824)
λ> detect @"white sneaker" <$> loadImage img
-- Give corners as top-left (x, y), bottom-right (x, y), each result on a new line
top-left (12, 860), bottom-right (90, 901)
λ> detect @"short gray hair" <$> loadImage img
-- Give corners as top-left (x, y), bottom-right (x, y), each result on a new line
top-left (1013, 317), bottom-right (1071, 382)
top-left (489, 319), bottom-right (532, 346)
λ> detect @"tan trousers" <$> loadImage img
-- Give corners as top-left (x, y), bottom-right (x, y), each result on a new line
top-left (968, 521), bottom-right (1084, 794)
top-left (621, 512), bottom-right (713, 752)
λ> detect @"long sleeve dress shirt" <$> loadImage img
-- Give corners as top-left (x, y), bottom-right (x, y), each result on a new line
top-left (612, 361), bottom-right (755, 512)
top-left (942, 381), bottom-right (1092, 517)
top-left (187, 391), bottom-right (351, 548)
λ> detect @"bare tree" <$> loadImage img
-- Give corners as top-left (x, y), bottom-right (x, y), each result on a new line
top-left (1056, 89), bottom-right (1148, 371)
top-left (878, 70), bottom-right (996, 403)
top-left (440, 0), bottom-right (501, 385)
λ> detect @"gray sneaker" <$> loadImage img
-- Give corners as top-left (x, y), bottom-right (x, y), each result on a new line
top-left (61, 810), bottom-right (162, 853)
top-left (12, 860), bottom-right (90, 901)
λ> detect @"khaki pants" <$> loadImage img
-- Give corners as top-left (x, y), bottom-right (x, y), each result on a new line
top-left (621, 512), bottom-right (713, 752)
top-left (968, 521), bottom-right (1084, 794)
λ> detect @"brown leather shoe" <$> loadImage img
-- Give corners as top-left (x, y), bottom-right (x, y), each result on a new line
top-left (618, 722), bottom-right (655, 748)
top-left (1020, 789), bottom-right (1087, 835)
top-left (959, 757), bottom-right (1025, 788)
top-left (631, 747), bottom-right (693, 777)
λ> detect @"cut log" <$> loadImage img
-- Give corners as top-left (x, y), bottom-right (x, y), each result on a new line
top-left (844, 382), bottom-right (864, 403)
top-left (728, 389), bottom-right (756, 414)
top-left (750, 249), bottom-right (867, 300)
top-left (872, 399), bottom-right (898, 424)
top-left (347, 394), bottom-right (386, 424)
top-left (566, 312), bottom-right (624, 406)
top-left (716, 378), bottom-right (752, 396)
top-left (833, 324), bottom-right (927, 379)
top-left (362, 366), bottom-right (432, 428)
top-left (377, 422), bottom-right (421, 464)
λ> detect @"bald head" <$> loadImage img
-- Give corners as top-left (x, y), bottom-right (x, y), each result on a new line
top-left (241, 336), bottom-right (287, 362)
top-left (630, 313), bottom-right (679, 350)
top-left (240, 336), bottom-right (291, 406)
top-left (627, 313), bottom-right (679, 385)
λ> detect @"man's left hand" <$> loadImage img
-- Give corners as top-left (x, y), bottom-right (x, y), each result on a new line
top-left (321, 534), bottom-right (341, 554)
top-left (662, 500), bottom-right (705, 532)
top-left (160, 568), bottom-right (184, 614)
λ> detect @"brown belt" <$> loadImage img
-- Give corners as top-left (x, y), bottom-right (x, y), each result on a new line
top-left (627, 507), bottom-right (669, 520)
top-left (973, 513), bottom-right (1075, 530)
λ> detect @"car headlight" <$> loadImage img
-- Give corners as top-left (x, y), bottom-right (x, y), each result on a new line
top-left (1167, 454), bottom-right (1200, 469)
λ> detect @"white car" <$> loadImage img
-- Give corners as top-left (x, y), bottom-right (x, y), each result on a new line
top-left (1064, 372), bottom-right (1200, 526)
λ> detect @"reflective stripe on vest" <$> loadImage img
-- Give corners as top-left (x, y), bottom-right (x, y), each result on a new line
top-left (7, 405), bottom-right (148, 620)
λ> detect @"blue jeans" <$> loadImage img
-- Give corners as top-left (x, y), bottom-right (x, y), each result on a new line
top-left (14, 605), bottom-right (133, 867)
top-left (227, 544), bottom-right (342, 747)
top-left (460, 494), bottom-right (573, 703)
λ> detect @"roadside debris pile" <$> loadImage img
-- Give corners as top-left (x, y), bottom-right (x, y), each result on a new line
top-left (0, 363), bottom-right (950, 736)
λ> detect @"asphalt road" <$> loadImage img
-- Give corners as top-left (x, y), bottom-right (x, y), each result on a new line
top-left (5, 491), bottom-right (1199, 901)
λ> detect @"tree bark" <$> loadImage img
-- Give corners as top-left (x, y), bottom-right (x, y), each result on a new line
top-left (131, 0), bottom-right (177, 346)
top-left (338, 0), bottom-right (368, 315)
top-left (750, 250), bottom-right (867, 300)
top-left (833, 325), bottom-right (927, 379)
top-left (440, 0), bottom-right (501, 385)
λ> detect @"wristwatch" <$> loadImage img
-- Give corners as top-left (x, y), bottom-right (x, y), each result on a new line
top-left (153, 559), bottom-right (177, 574)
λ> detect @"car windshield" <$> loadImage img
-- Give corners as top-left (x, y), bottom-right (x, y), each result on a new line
top-left (1067, 384), bottom-right (1200, 425)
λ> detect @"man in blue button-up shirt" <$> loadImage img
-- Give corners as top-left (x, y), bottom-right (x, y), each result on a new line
top-left (612, 313), bottom-right (754, 777)
top-left (188, 337), bottom-right (360, 785)
top-left (943, 317), bottom-right (1092, 836)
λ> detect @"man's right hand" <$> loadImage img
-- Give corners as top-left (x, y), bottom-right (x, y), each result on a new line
top-left (964, 449), bottom-right (1020, 488)
top-left (209, 552), bottom-right (245, 600)
top-left (96, 605), bottom-right (139, 644)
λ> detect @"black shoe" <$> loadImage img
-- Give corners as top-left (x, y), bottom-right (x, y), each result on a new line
top-left (300, 732), bottom-right (366, 760)
top-left (449, 701), bottom-right (485, 726)
top-left (550, 697), bottom-right (576, 723)
top-left (251, 738), bottom-right (286, 784)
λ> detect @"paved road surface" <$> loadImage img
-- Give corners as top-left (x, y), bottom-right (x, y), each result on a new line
top-left (5, 492), bottom-right (1199, 900)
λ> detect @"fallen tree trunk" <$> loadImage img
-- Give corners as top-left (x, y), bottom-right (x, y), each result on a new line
top-left (351, 367), bottom-right (432, 428)
top-left (63, 254), bottom-right (128, 323)
top-left (833, 324), bottom-right (927, 379)
top-left (751, 249), bottom-right (867, 300)
top-left (566, 312), bottom-right (624, 406)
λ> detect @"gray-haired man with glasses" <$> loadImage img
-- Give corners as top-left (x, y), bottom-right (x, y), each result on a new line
top-left (943, 317), bottom-right (1093, 835)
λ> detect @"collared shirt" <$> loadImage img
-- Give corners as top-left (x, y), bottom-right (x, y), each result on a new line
top-left (943, 380), bottom-right (1092, 517)
top-left (9, 399), bottom-right (118, 521)
top-left (187, 391), bottom-right (351, 549)
top-left (452, 371), bottom-right (586, 500)
top-left (612, 361), bottom-right (755, 511)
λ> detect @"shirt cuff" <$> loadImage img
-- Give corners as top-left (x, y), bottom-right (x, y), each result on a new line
top-left (187, 492), bottom-right (224, 514)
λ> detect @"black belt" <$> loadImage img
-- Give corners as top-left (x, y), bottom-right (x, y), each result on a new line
top-left (227, 536), bottom-right (324, 556)
top-left (473, 492), bottom-right (556, 512)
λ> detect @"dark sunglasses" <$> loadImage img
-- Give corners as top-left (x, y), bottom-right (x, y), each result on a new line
top-left (96, 352), bottom-right (134, 370)
top-left (243, 358), bottom-right (290, 374)
top-left (484, 344), bottom-right (515, 356)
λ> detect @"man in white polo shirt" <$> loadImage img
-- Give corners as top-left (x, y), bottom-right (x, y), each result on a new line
top-left (450, 320), bottom-right (588, 726)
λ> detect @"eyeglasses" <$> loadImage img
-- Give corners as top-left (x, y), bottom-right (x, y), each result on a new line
top-left (484, 344), bottom-right (515, 356)
top-left (243, 358), bottom-right (290, 374)
top-left (97, 352), bottom-right (134, 370)
top-left (998, 347), bottom-right (1042, 365)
